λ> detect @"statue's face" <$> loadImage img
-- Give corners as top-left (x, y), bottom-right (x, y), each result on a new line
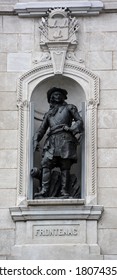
top-left (50, 91), bottom-right (64, 103)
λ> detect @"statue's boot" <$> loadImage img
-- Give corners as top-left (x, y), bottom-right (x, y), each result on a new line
top-left (60, 170), bottom-right (70, 198)
top-left (38, 168), bottom-right (50, 197)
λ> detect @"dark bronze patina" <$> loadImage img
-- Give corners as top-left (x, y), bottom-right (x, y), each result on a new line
top-left (31, 87), bottom-right (84, 199)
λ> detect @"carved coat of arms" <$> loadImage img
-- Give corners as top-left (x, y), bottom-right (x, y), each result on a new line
top-left (48, 18), bottom-right (69, 41)
top-left (38, 8), bottom-right (79, 74)
top-left (39, 8), bottom-right (79, 47)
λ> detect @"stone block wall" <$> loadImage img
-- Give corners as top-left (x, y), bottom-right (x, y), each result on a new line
top-left (0, 0), bottom-right (117, 259)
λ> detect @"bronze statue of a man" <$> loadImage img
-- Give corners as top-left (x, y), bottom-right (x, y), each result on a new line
top-left (35, 87), bottom-right (84, 198)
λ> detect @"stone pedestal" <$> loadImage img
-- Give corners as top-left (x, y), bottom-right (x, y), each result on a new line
top-left (10, 199), bottom-right (103, 259)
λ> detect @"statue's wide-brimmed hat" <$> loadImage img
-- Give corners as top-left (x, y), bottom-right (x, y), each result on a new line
top-left (47, 87), bottom-right (68, 103)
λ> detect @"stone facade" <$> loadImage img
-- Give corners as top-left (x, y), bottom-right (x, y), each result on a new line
top-left (0, 0), bottom-right (117, 259)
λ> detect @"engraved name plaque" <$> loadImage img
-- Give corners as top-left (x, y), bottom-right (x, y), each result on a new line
top-left (34, 225), bottom-right (79, 237)
top-left (31, 221), bottom-right (86, 244)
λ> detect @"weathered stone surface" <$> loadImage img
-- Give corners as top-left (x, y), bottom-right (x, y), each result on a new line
top-left (3, 16), bottom-right (34, 34)
top-left (104, 255), bottom-right (117, 260)
top-left (0, 229), bottom-right (15, 255)
top-left (0, 130), bottom-right (17, 149)
top-left (89, 244), bottom-right (100, 255)
top-left (0, 169), bottom-right (17, 188)
top-left (96, 71), bottom-right (117, 90)
top-left (0, 53), bottom-right (7, 72)
top-left (7, 53), bottom-right (32, 72)
top-left (99, 90), bottom-right (117, 109)
top-left (98, 168), bottom-right (117, 188)
top-left (0, 5), bottom-right (14, 12)
top-left (0, 189), bottom-right (16, 207)
top-left (113, 52), bottom-right (117, 69)
top-left (98, 229), bottom-right (117, 254)
top-left (98, 208), bottom-right (117, 229)
top-left (0, 111), bottom-right (18, 129)
top-left (98, 129), bottom-right (117, 148)
top-left (88, 32), bottom-right (104, 50)
top-left (98, 188), bottom-right (117, 207)
top-left (98, 110), bottom-right (117, 128)
top-left (104, 33), bottom-right (117, 51)
top-left (0, 34), bottom-right (17, 52)
top-left (0, 0), bottom-right (17, 3)
top-left (84, 13), bottom-right (117, 32)
top-left (0, 73), bottom-right (18, 91)
top-left (77, 30), bottom-right (89, 52)
top-left (87, 221), bottom-right (97, 244)
top-left (0, 209), bottom-right (15, 229)
top-left (16, 222), bottom-right (26, 244)
top-left (0, 256), bottom-right (7, 260)
top-left (34, 20), bottom-right (41, 52)
top-left (87, 51), bottom-right (112, 70)
top-left (98, 149), bottom-right (117, 167)
top-left (0, 150), bottom-right (17, 168)
top-left (0, 16), bottom-right (2, 32)
top-left (11, 244), bottom-right (103, 260)
top-left (0, 92), bottom-right (17, 110)
top-left (18, 34), bottom-right (34, 52)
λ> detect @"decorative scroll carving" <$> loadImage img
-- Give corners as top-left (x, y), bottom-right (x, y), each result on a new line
top-left (66, 52), bottom-right (85, 64)
top-left (33, 52), bottom-right (51, 64)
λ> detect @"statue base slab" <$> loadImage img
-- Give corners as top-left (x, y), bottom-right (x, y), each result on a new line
top-left (9, 199), bottom-right (103, 260)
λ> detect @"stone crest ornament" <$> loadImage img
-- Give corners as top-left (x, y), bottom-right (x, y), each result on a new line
top-left (39, 8), bottom-right (79, 46)
top-left (39, 8), bottom-right (79, 73)
top-left (48, 17), bottom-right (68, 41)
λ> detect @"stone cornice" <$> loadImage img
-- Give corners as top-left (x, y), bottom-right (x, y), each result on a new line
top-left (10, 200), bottom-right (104, 221)
top-left (14, 1), bottom-right (104, 17)
top-left (1, 1), bottom-right (117, 16)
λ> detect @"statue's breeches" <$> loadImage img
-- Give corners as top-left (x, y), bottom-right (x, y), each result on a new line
top-left (42, 131), bottom-right (78, 163)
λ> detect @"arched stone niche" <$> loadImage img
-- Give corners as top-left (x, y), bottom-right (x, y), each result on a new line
top-left (17, 60), bottom-right (99, 206)
top-left (31, 75), bottom-right (85, 199)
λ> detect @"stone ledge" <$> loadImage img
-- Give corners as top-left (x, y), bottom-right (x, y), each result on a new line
top-left (10, 202), bottom-right (103, 221)
top-left (10, 244), bottom-right (103, 259)
top-left (28, 198), bottom-right (85, 206)
top-left (1, 1), bottom-right (117, 16)
top-left (13, 1), bottom-right (104, 17)
top-left (104, 2), bottom-right (117, 11)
